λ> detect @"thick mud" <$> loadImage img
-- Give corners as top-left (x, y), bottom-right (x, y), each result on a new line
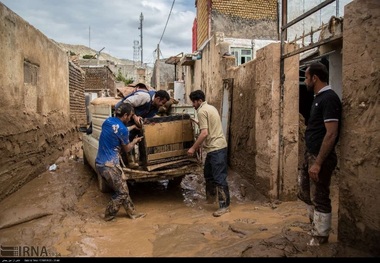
top-left (0, 157), bottom-right (373, 258)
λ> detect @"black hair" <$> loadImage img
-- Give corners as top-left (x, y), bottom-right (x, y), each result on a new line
top-left (307, 62), bottom-right (329, 83)
top-left (115, 103), bottom-right (133, 117)
top-left (189, 90), bottom-right (205, 102)
top-left (155, 90), bottom-right (170, 101)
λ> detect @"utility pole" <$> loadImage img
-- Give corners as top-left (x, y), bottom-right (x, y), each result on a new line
top-left (139, 13), bottom-right (144, 68)
top-left (156, 44), bottom-right (160, 89)
top-left (89, 26), bottom-right (91, 48)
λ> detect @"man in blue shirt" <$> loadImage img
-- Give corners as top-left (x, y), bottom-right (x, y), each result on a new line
top-left (95, 103), bottom-right (145, 221)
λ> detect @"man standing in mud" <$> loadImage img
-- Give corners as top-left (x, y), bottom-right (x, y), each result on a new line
top-left (95, 103), bottom-right (146, 221)
top-left (298, 62), bottom-right (342, 246)
top-left (187, 90), bottom-right (231, 217)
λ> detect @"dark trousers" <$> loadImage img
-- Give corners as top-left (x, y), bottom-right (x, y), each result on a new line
top-left (204, 147), bottom-right (230, 208)
top-left (298, 151), bottom-right (337, 213)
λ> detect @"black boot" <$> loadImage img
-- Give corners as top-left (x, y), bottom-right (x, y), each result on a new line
top-left (213, 186), bottom-right (231, 217)
top-left (205, 182), bottom-right (216, 204)
top-left (104, 201), bottom-right (118, 221)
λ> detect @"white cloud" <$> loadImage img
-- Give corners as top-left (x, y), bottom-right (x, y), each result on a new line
top-left (2, 0), bottom-right (196, 66)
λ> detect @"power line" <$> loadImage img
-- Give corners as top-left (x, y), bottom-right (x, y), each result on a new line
top-left (158, 0), bottom-right (175, 46)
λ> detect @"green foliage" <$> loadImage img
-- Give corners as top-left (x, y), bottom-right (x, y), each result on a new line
top-left (83, 54), bottom-right (95, 59)
top-left (116, 69), bottom-right (133, 86)
top-left (69, 51), bottom-right (76, 56)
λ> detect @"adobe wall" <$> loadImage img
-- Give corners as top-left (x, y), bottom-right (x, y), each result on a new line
top-left (339, 0), bottom-right (380, 255)
top-left (0, 4), bottom-right (80, 202)
top-left (227, 43), bottom-right (299, 200)
top-left (186, 35), bottom-right (299, 200)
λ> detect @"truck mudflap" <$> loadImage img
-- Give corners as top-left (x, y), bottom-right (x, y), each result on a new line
top-left (122, 162), bottom-right (200, 183)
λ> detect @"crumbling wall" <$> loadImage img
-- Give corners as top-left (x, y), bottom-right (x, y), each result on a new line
top-left (339, 0), bottom-right (380, 255)
top-left (0, 3), bottom-right (79, 202)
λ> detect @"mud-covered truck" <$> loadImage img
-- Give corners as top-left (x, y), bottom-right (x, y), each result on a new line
top-left (82, 97), bottom-right (200, 192)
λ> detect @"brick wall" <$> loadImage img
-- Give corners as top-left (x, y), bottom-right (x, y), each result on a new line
top-left (196, 0), bottom-right (278, 50)
top-left (69, 61), bottom-right (86, 126)
top-left (196, 0), bottom-right (210, 50)
top-left (82, 66), bottom-right (116, 96)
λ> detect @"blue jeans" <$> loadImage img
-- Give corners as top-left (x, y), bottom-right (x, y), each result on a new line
top-left (204, 148), bottom-right (228, 187)
top-left (204, 148), bottom-right (230, 208)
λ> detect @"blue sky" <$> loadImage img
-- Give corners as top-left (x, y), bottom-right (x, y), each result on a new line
top-left (1, 0), bottom-right (196, 66)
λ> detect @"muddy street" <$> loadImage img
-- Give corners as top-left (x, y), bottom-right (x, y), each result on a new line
top-left (0, 157), bottom-right (371, 258)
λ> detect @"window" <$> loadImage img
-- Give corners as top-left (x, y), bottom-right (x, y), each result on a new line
top-left (231, 48), bottom-right (252, 66)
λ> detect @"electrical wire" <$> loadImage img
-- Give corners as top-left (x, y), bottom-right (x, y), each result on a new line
top-left (158, 0), bottom-right (175, 46)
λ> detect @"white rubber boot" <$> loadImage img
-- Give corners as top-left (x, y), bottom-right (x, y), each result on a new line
top-left (307, 211), bottom-right (331, 246)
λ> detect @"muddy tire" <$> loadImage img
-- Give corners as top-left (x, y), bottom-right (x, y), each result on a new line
top-left (83, 151), bottom-right (89, 166)
top-left (168, 175), bottom-right (184, 188)
top-left (97, 172), bottom-right (112, 193)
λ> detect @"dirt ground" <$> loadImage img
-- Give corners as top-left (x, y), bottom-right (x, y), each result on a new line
top-left (0, 156), bottom-right (374, 259)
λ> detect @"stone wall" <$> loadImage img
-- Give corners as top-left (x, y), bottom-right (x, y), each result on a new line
top-left (338, 0), bottom-right (380, 255)
top-left (0, 3), bottom-right (79, 202)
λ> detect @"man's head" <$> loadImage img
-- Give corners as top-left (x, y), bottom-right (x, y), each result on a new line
top-left (305, 62), bottom-right (329, 93)
top-left (189, 90), bottom-right (205, 110)
top-left (115, 103), bottom-right (134, 125)
top-left (152, 90), bottom-right (170, 108)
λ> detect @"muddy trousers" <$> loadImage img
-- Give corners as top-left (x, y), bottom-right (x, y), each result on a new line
top-left (298, 151), bottom-right (337, 240)
top-left (96, 164), bottom-right (136, 217)
top-left (204, 148), bottom-right (230, 209)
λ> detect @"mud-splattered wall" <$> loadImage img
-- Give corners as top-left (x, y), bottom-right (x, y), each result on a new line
top-left (0, 4), bottom-right (80, 202)
top-left (184, 35), bottom-right (299, 200)
top-left (338, 0), bottom-right (380, 255)
top-left (228, 44), bottom-right (299, 200)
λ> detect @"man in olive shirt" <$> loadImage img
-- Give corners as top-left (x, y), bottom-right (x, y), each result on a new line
top-left (188, 90), bottom-right (230, 217)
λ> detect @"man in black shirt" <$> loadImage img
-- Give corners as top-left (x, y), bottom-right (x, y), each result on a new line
top-left (298, 62), bottom-right (342, 246)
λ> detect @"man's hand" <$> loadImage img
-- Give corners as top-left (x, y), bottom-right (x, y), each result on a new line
top-left (187, 147), bottom-right (196, 156)
top-left (308, 163), bottom-right (321, 182)
top-left (133, 115), bottom-right (143, 127)
top-left (133, 136), bottom-right (144, 144)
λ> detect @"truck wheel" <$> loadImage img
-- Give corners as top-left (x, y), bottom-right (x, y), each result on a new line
top-left (168, 175), bottom-right (184, 188)
top-left (83, 151), bottom-right (89, 166)
top-left (97, 172), bottom-right (111, 193)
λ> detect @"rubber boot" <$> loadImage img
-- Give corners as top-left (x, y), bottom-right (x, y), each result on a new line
top-left (205, 182), bottom-right (216, 204)
top-left (123, 200), bottom-right (146, 220)
top-left (307, 211), bottom-right (331, 246)
top-left (104, 201), bottom-right (118, 221)
top-left (213, 186), bottom-right (231, 217)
